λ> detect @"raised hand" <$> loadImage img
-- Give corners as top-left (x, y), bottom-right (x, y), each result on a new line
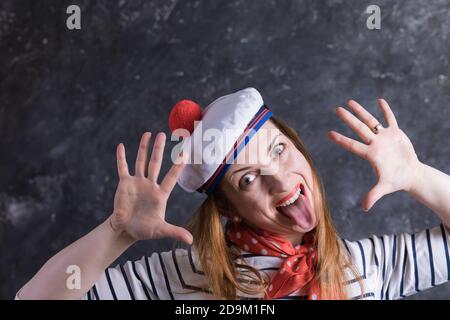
top-left (109, 132), bottom-right (192, 244)
top-left (328, 99), bottom-right (421, 212)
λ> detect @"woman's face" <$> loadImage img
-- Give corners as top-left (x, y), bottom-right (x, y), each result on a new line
top-left (219, 120), bottom-right (317, 244)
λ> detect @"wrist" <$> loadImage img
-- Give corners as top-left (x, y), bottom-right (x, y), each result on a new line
top-left (405, 160), bottom-right (426, 194)
top-left (105, 214), bottom-right (137, 247)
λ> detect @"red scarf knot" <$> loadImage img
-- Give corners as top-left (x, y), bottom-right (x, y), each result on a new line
top-left (225, 220), bottom-right (320, 300)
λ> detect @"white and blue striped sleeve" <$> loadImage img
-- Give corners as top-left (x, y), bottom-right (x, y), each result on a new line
top-left (81, 248), bottom-right (213, 300)
top-left (346, 224), bottom-right (450, 300)
top-left (81, 254), bottom-right (161, 300)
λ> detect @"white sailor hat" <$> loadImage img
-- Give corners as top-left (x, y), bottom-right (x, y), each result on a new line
top-left (168, 87), bottom-right (273, 194)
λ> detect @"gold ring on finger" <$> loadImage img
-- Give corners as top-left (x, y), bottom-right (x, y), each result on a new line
top-left (372, 123), bottom-right (383, 134)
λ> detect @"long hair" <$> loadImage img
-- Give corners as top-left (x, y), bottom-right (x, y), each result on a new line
top-left (185, 116), bottom-right (362, 299)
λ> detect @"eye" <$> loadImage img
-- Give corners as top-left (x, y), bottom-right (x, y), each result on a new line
top-left (239, 173), bottom-right (256, 188)
top-left (273, 142), bottom-right (286, 156)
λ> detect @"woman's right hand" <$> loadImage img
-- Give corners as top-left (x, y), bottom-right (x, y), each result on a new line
top-left (109, 132), bottom-right (193, 245)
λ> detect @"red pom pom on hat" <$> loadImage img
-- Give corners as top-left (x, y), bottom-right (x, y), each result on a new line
top-left (169, 99), bottom-right (203, 136)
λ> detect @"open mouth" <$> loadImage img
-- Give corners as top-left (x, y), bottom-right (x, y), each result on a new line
top-left (275, 183), bottom-right (304, 207)
top-left (275, 183), bottom-right (315, 230)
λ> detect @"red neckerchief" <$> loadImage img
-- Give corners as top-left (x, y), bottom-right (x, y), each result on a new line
top-left (225, 220), bottom-right (320, 300)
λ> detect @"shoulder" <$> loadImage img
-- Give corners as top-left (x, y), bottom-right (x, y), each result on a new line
top-left (144, 247), bottom-right (211, 298)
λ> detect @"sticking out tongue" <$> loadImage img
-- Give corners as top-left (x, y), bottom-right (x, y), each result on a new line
top-left (278, 187), bottom-right (316, 230)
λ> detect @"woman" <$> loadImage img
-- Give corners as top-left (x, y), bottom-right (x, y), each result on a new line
top-left (15, 88), bottom-right (450, 300)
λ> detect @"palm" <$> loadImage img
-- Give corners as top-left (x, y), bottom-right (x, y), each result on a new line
top-left (112, 178), bottom-right (164, 240)
top-left (328, 99), bottom-right (420, 211)
top-left (110, 132), bottom-right (192, 244)
top-left (367, 126), bottom-right (418, 193)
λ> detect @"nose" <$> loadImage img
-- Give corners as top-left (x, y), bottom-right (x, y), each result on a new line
top-left (262, 164), bottom-right (289, 195)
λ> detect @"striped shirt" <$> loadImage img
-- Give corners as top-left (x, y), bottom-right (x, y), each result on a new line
top-left (76, 223), bottom-right (450, 300)
top-left (15, 224), bottom-right (450, 300)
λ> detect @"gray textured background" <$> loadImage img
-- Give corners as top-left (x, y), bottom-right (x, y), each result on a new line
top-left (1, 0), bottom-right (449, 299)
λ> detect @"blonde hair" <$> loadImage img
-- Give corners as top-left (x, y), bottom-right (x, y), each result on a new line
top-left (184, 116), bottom-right (362, 299)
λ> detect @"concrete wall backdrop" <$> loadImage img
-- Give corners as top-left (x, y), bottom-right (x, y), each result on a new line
top-left (1, 0), bottom-right (449, 299)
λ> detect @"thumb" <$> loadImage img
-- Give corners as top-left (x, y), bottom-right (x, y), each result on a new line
top-left (362, 182), bottom-right (386, 212)
top-left (161, 222), bottom-right (193, 245)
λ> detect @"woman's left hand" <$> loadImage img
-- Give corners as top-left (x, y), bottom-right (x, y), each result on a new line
top-left (328, 99), bottom-right (421, 212)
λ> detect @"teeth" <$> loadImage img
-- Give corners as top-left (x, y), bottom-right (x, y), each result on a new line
top-left (276, 188), bottom-right (302, 208)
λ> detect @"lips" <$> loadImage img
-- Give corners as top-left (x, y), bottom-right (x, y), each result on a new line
top-left (275, 182), bottom-right (302, 207)
top-left (275, 183), bottom-right (316, 231)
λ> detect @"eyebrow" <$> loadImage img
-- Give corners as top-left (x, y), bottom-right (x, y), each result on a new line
top-left (229, 132), bottom-right (282, 179)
